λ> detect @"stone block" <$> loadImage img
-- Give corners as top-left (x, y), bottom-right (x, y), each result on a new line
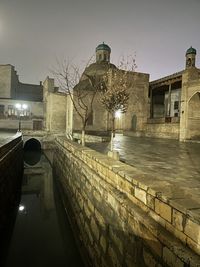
top-left (119, 178), bottom-right (134, 196)
top-left (147, 194), bottom-right (155, 210)
top-left (186, 236), bottom-right (200, 256)
top-left (91, 218), bottom-right (100, 241)
top-left (93, 190), bottom-right (101, 203)
top-left (84, 202), bottom-right (92, 219)
top-left (107, 192), bottom-right (119, 210)
top-left (165, 221), bottom-right (186, 245)
top-left (85, 181), bottom-right (92, 192)
top-left (87, 198), bottom-right (95, 213)
top-left (107, 169), bottom-right (117, 184)
top-left (172, 209), bottom-right (184, 232)
top-left (143, 248), bottom-right (156, 267)
top-left (100, 235), bottom-right (107, 253)
top-left (135, 187), bottom-right (147, 204)
top-left (184, 218), bottom-right (200, 244)
top-left (109, 227), bottom-right (123, 255)
top-left (95, 209), bottom-right (106, 229)
top-left (155, 199), bottom-right (172, 223)
top-left (144, 227), bottom-right (163, 257)
top-left (163, 247), bottom-right (184, 267)
top-left (108, 246), bottom-right (121, 267)
top-left (85, 222), bottom-right (93, 245)
top-left (76, 191), bottom-right (84, 209)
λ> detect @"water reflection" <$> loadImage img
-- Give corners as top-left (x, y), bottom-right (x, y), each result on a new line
top-left (4, 153), bottom-right (83, 267)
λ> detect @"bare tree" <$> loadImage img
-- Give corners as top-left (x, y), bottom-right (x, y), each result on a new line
top-left (100, 55), bottom-right (137, 151)
top-left (52, 59), bottom-right (102, 146)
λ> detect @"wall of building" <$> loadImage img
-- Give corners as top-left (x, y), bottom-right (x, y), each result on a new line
top-left (0, 65), bottom-right (12, 98)
top-left (66, 95), bottom-right (73, 135)
top-left (0, 64), bottom-right (43, 102)
top-left (0, 99), bottom-right (43, 130)
top-left (144, 122), bottom-right (180, 139)
top-left (180, 68), bottom-right (200, 141)
top-left (10, 66), bottom-right (19, 99)
top-left (16, 82), bottom-right (43, 102)
top-left (53, 137), bottom-right (200, 267)
top-left (123, 72), bottom-right (149, 133)
top-left (72, 70), bottom-right (149, 136)
top-left (43, 76), bottom-right (66, 133)
top-left (0, 133), bottom-right (23, 240)
top-left (73, 91), bottom-right (109, 134)
top-left (46, 93), bottom-right (66, 132)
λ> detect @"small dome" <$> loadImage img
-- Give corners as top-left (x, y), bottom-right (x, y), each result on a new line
top-left (96, 42), bottom-right (111, 52)
top-left (186, 46), bottom-right (197, 55)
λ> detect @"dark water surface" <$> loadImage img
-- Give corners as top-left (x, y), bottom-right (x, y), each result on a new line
top-left (4, 152), bottom-right (84, 267)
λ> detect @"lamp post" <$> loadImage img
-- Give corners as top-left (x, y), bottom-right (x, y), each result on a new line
top-left (15, 103), bottom-right (28, 131)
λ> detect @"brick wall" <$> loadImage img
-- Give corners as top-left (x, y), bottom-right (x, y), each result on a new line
top-left (53, 137), bottom-right (200, 267)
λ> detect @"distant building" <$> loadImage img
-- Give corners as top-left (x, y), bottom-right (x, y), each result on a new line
top-left (0, 64), bottom-right (43, 131)
top-left (43, 76), bottom-right (66, 133)
top-left (70, 43), bottom-right (200, 142)
top-left (1, 44), bottom-right (199, 142)
top-left (146, 47), bottom-right (200, 141)
top-left (68, 43), bottom-right (149, 137)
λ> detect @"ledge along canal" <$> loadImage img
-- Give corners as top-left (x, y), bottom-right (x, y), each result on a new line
top-left (2, 139), bottom-right (84, 267)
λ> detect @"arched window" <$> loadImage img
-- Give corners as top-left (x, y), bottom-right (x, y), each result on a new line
top-left (187, 58), bottom-right (192, 67)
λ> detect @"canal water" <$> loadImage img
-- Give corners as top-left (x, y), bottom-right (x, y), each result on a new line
top-left (3, 151), bottom-right (84, 267)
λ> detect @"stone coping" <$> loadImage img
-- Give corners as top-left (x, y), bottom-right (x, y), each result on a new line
top-left (0, 132), bottom-right (22, 158)
top-left (73, 132), bottom-right (110, 143)
top-left (56, 136), bottom-right (200, 256)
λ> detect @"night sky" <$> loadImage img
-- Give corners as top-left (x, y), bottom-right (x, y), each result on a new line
top-left (0, 0), bottom-right (199, 83)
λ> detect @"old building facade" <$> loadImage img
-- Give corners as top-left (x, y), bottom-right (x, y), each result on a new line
top-left (0, 64), bottom-right (43, 131)
top-left (68, 43), bottom-right (149, 137)
top-left (145, 47), bottom-right (200, 141)
top-left (0, 44), bottom-right (199, 142)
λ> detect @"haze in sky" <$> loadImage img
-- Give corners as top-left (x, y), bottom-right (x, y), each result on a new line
top-left (0, 0), bottom-right (199, 83)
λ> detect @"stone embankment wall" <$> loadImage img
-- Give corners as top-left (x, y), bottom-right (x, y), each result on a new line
top-left (0, 133), bottom-right (23, 231)
top-left (54, 136), bottom-right (200, 267)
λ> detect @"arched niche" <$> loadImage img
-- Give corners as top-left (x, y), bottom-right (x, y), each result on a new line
top-left (187, 91), bottom-right (200, 140)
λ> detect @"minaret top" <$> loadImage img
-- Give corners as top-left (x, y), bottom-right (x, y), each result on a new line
top-left (186, 46), bottom-right (196, 55)
top-left (95, 42), bottom-right (111, 63)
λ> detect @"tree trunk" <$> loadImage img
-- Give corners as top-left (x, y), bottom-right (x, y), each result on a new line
top-left (110, 115), bottom-right (115, 151)
top-left (81, 128), bottom-right (85, 146)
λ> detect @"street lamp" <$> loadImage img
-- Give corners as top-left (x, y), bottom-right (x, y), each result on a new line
top-left (15, 103), bottom-right (28, 131)
top-left (115, 110), bottom-right (121, 118)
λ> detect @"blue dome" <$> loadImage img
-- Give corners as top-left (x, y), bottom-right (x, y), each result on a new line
top-left (96, 42), bottom-right (111, 52)
top-left (186, 46), bottom-right (197, 55)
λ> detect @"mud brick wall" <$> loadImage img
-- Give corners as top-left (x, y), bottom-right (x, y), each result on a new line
top-left (54, 136), bottom-right (200, 267)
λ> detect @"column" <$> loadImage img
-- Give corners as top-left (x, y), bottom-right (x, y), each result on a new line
top-left (167, 84), bottom-right (172, 117)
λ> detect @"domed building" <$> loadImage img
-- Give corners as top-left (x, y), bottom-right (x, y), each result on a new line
top-left (66, 42), bottom-right (150, 139)
top-left (185, 46), bottom-right (196, 68)
top-left (96, 42), bottom-right (111, 63)
top-left (43, 43), bottom-right (200, 142)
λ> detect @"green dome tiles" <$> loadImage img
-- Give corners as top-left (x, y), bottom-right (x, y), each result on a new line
top-left (186, 46), bottom-right (197, 55)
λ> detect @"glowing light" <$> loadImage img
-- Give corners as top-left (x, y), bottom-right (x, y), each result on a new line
top-left (15, 103), bottom-right (28, 110)
top-left (115, 110), bottom-right (121, 118)
top-left (15, 103), bottom-right (21, 109)
top-left (22, 104), bottom-right (27, 109)
top-left (19, 205), bottom-right (25, 211)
